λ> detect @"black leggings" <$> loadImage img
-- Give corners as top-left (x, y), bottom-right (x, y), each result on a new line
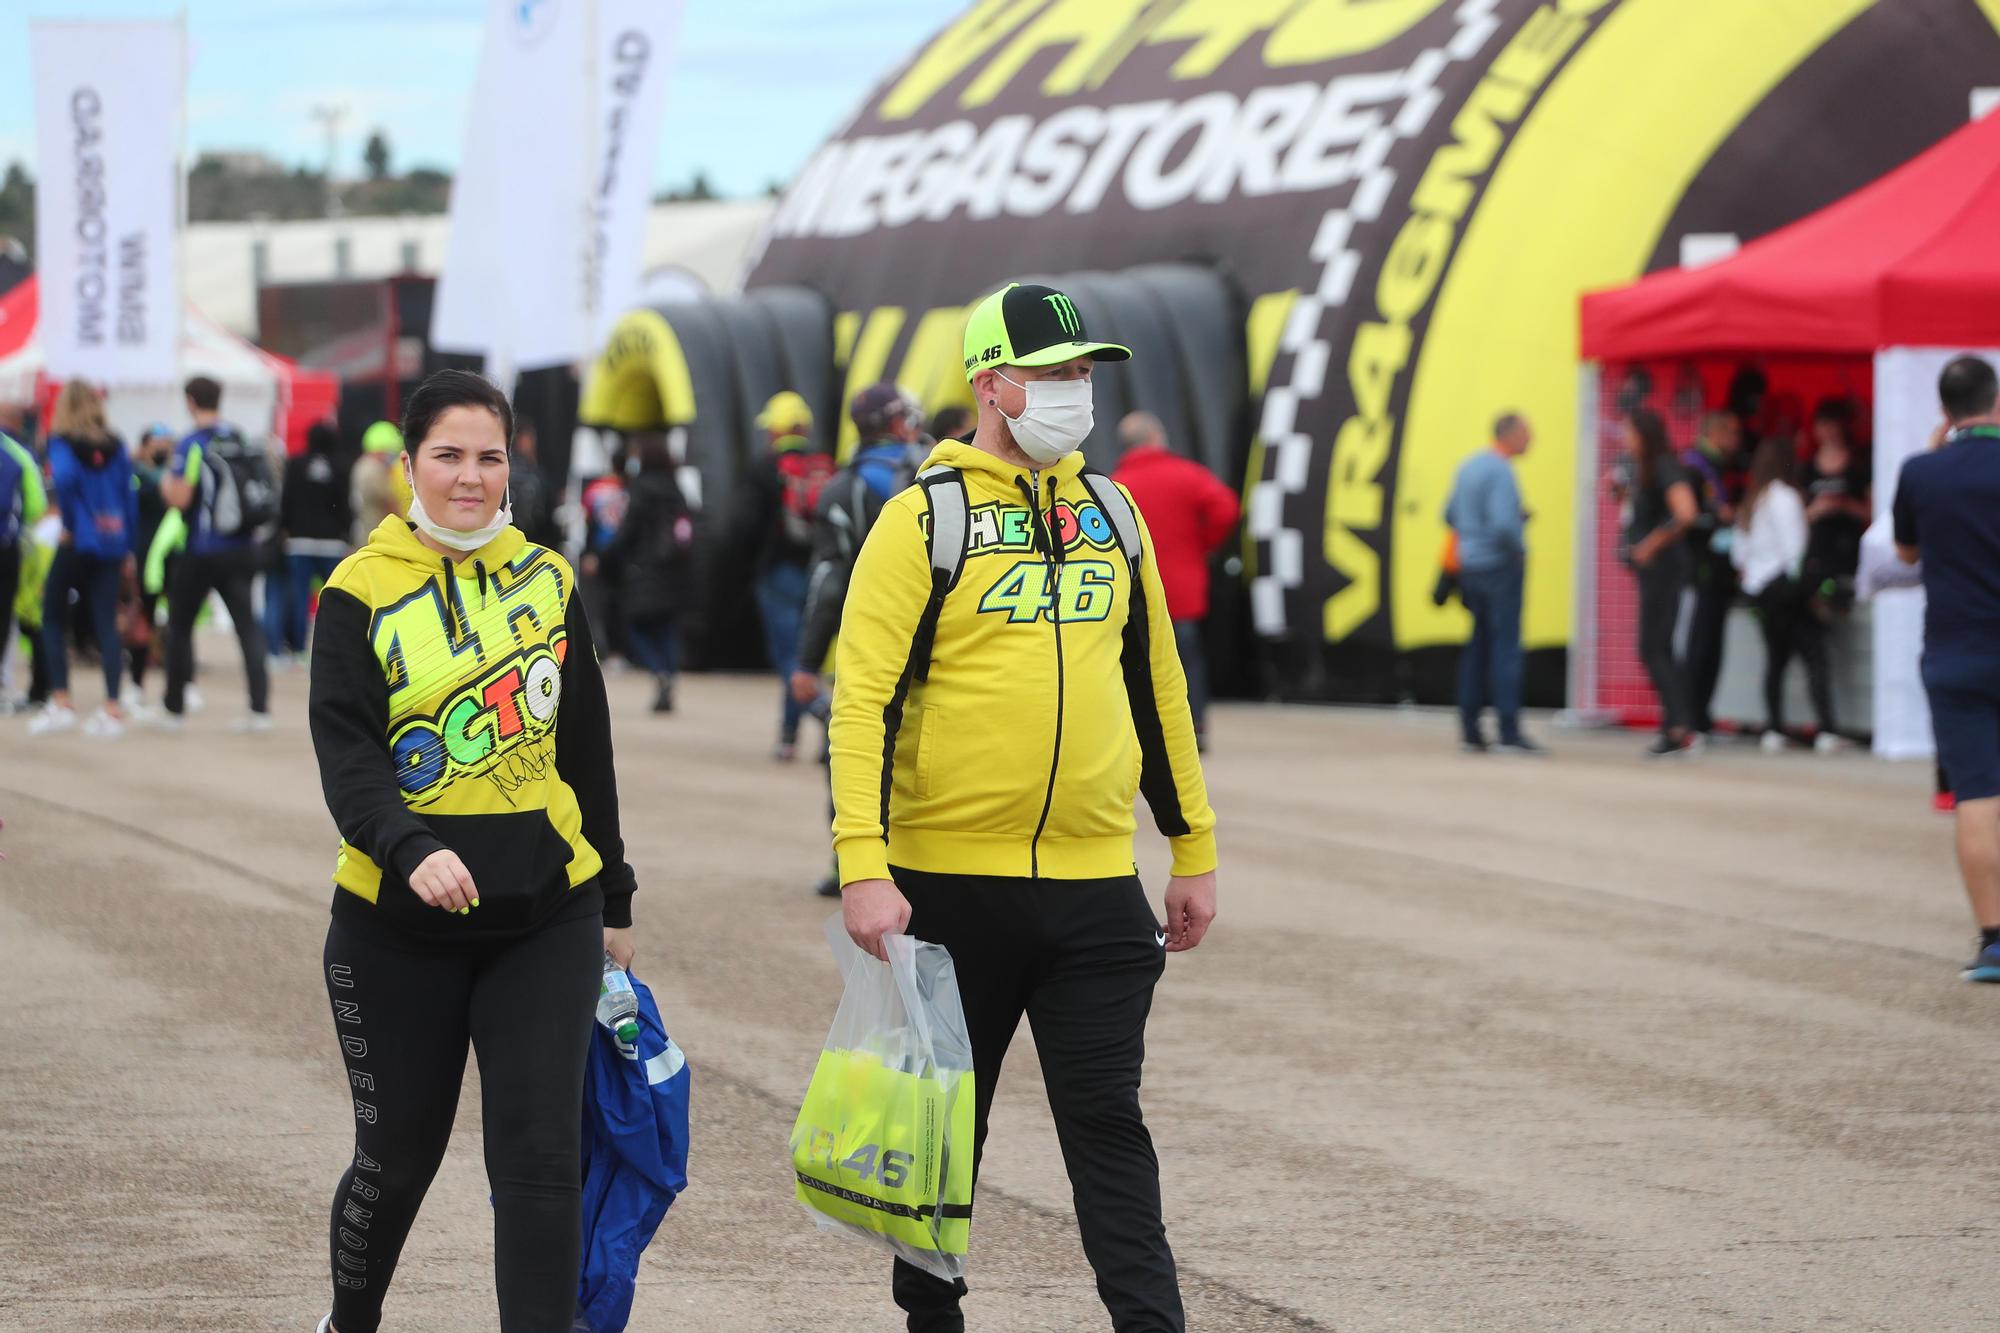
top-left (1636, 554), bottom-right (1693, 736)
top-left (323, 910), bottom-right (602, 1333)
top-left (1754, 577), bottom-right (1835, 735)
top-left (0, 540), bottom-right (17, 689)
top-left (165, 547), bottom-right (268, 715)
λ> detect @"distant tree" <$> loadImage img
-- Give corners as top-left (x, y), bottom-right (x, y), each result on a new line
top-left (654, 171), bottom-right (721, 204)
top-left (765, 178), bottom-right (784, 198)
top-left (363, 131), bottom-right (391, 182)
top-left (188, 153), bottom-right (329, 221)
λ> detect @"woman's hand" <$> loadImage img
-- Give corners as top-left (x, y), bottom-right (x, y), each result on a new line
top-left (604, 926), bottom-right (635, 971)
top-left (409, 848), bottom-right (478, 913)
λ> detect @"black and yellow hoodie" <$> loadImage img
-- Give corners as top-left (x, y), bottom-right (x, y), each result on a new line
top-left (829, 441), bottom-right (1217, 886)
top-left (309, 514), bottom-right (635, 939)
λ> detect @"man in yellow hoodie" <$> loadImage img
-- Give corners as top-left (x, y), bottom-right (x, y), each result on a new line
top-left (830, 282), bottom-right (1218, 1332)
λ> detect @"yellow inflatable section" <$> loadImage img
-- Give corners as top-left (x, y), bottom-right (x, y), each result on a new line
top-left (580, 308), bottom-right (699, 431)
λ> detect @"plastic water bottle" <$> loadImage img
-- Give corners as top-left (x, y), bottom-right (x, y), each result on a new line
top-left (599, 953), bottom-right (641, 1046)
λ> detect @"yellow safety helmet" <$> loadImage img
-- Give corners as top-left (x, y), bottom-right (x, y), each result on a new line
top-left (755, 391), bottom-right (814, 436)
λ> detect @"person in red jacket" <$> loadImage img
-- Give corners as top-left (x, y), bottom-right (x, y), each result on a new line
top-left (1113, 412), bottom-right (1241, 746)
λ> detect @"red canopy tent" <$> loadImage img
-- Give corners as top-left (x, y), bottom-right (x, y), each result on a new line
top-left (0, 277), bottom-right (339, 455)
top-left (1570, 110), bottom-right (2000, 754)
top-left (1580, 109), bottom-right (2000, 358)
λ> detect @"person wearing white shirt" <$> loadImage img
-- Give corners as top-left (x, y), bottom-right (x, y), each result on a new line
top-left (1732, 438), bottom-right (1839, 751)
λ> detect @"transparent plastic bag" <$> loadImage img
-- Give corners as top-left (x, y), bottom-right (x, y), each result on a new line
top-left (791, 914), bottom-right (975, 1281)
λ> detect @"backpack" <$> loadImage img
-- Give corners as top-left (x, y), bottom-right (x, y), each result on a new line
top-left (908, 466), bottom-right (1141, 683)
top-left (203, 428), bottom-right (278, 538)
top-left (776, 448), bottom-right (835, 547)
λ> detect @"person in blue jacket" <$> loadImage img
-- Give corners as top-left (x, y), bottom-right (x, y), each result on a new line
top-left (28, 380), bottom-right (136, 738)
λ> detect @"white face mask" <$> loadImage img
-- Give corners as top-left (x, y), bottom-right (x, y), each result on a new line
top-left (998, 371), bottom-right (1094, 466)
top-left (405, 460), bottom-right (512, 553)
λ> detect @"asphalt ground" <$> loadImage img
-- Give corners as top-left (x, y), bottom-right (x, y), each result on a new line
top-left (2, 649), bottom-right (1992, 1332)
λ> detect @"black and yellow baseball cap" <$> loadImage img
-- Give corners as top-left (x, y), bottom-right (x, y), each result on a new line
top-left (962, 282), bottom-right (1131, 381)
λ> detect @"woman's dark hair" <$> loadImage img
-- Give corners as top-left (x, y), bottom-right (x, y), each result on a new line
top-left (928, 406), bottom-right (972, 442)
top-left (1811, 395), bottom-right (1857, 451)
top-left (306, 419), bottom-right (340, 456)
top-left (1627, 407), bottom-right (1673, 490)
top-left (631, 430), bottom-right (673, 473)
top-left (1738, 437), bottom-right (1795, 530)
top-left (400, 369), bottom-right (513, 454)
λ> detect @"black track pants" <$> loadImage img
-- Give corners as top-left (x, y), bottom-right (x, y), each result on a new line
top-left (888, 868), bottom-right (1183, 1333)
top-left (322, 910), bottom-right (601, 1333)
top-left (165, 547), bottom-right (268, 715)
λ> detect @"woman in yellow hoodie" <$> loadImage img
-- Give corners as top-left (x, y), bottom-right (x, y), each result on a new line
top-left (829, 282), bottom-right (1218, 1332)
top-left (306, 370), bottom-right (637, 1333)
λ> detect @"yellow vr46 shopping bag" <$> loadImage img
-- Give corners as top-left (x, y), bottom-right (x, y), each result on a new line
top-left (792, 916), bottom-right (975, 1280)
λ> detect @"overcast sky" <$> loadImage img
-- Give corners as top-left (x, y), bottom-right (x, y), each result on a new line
top-left (0, 0), bottom-right (945, 196)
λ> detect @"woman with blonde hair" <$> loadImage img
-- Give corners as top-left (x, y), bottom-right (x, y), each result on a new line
top-left (29, 380), bottom-right (136, 737)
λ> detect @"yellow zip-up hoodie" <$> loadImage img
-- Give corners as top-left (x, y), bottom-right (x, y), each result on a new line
top-left (829, 441), bottom-right (1217, 885)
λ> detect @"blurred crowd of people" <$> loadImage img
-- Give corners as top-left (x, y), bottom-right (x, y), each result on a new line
top-left (0, 377), bottom-right (565, 741)
top-left (1605, 390), bottom-right (1875, 758)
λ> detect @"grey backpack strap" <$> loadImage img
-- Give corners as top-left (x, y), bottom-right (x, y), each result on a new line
top-left (1080, 469), bottom-right (1142, 573)
top-left (917, 465), bottom-right (970, 590)
top-left (910, 465), bottom-right (969, 682)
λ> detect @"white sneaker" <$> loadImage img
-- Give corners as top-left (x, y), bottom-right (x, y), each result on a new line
top-left (232, 711), bottom-right (276, 734)
top-left (1814, 732), bottom-right (1853, 754)
top-left (185, 684), bottom-right (206, 715)
top-left (27, 703), bottom-right (76, 736)
top-left (1760, 730), bottom-right (1788, 754)
top-left (120, 682), bottom-right (145, 711)
top-left (81, 708), bottom-right (125, 739)
top-left (146, 709), bottom-right (186, 733)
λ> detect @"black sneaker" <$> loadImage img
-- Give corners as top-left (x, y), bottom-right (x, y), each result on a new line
top-left (651, 677), bottom-right (675, 713)
top-left (1460, 737), bottom-right (1491, 754)
top-left (1495, 737), bottom-right (1548, 757)
top-left (1644, 734), bottom-right (1693, 759)
top-left (813, 874), bottom-right (841, 899)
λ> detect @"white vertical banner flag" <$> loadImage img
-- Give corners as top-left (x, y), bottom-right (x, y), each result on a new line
top-left (589, 0), bottom-right (683, 347)
top-left (1867, 346), bottom-right (2000, 760)
top-left (432, 0), bottom-right (594, 372)
top-left (31, 19), bottom-right (184, 385)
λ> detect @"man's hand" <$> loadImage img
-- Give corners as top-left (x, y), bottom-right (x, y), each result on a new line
top-left (603, 926), bottom-right (635, 971)
top-left (841, 878), bottom-right (911, 962)
top-left (409, 848), bottom-right (477, 914)
top-left (1630, 534), bottom-right (1659, 569)
top-left (1162, 871), bottom-right (1217, 953)
top-left (790, 669), bottom-right (823, 706)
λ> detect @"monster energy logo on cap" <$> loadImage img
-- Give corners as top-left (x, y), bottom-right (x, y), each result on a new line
top-left (1045, 292), bottom-right (1080, 335)
top-left (962, 282), bottom-right (1132, 380)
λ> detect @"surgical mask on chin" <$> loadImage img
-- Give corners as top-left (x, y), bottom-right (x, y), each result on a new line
top-left (999, 372), bottom-right (1094, 466)
top-left (405, 463), bottom-right (512, 552)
